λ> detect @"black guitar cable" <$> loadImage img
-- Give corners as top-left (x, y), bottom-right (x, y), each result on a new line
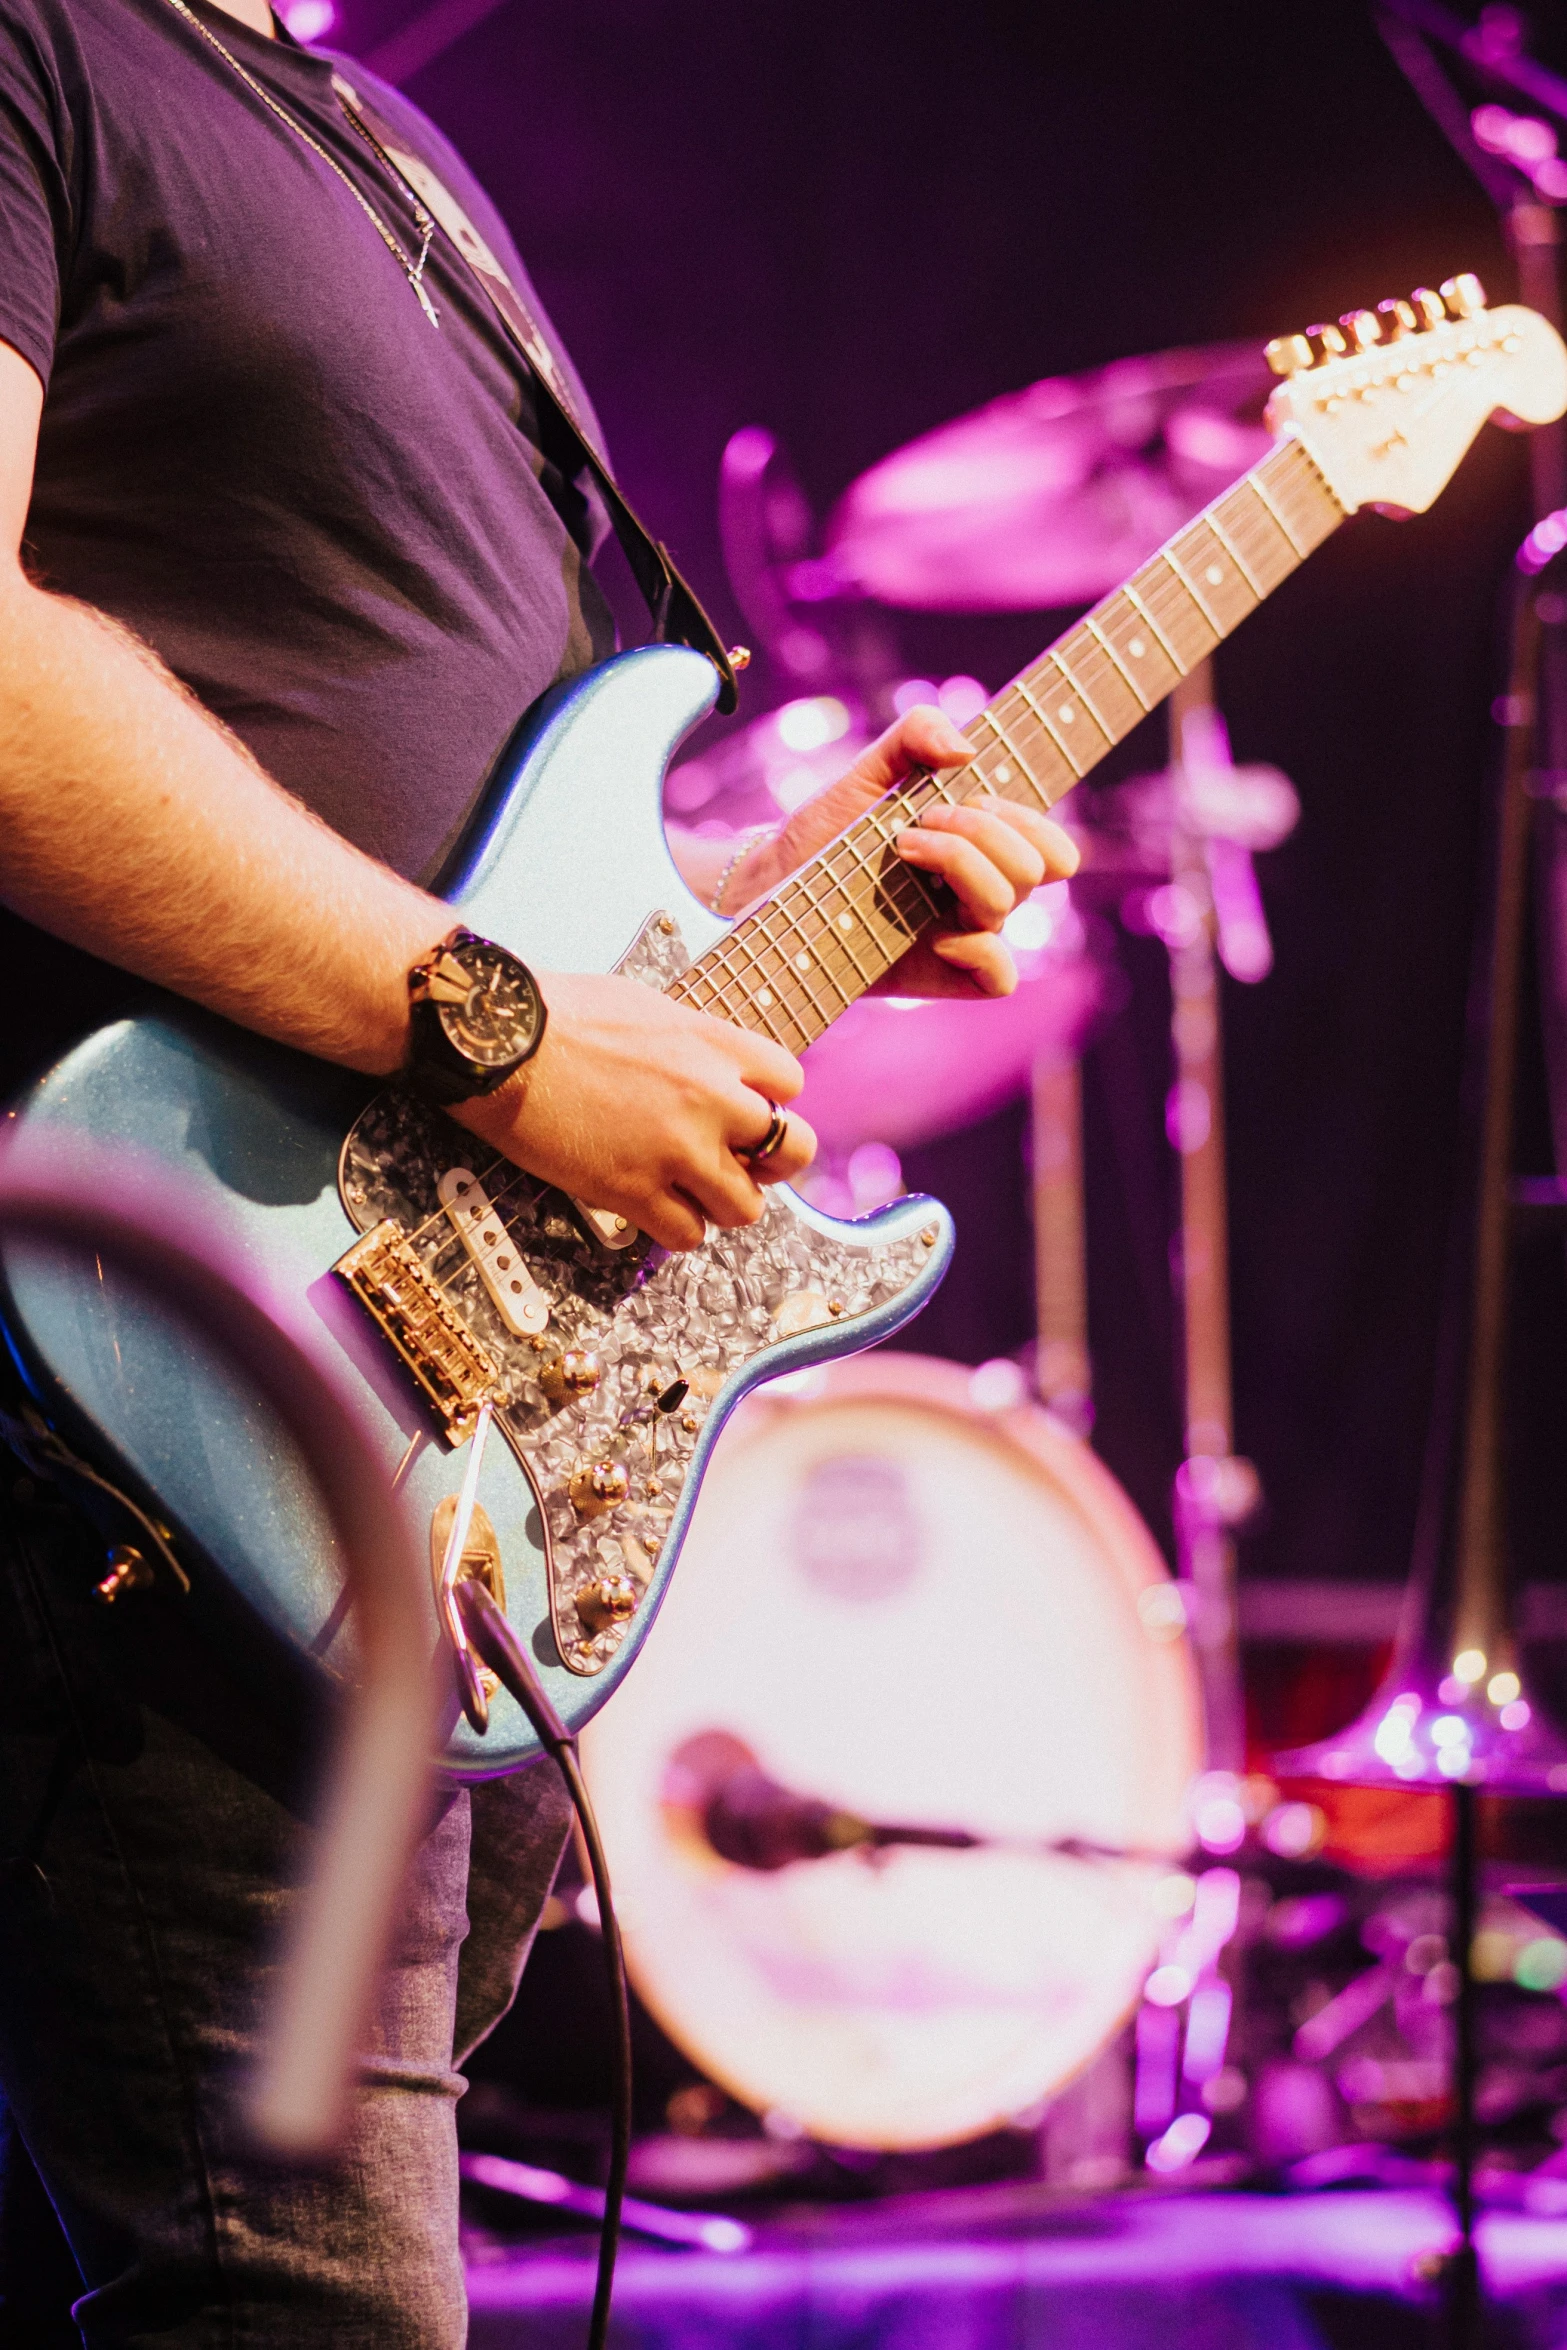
top-left (453, 1580), bottom-right (632, 2350)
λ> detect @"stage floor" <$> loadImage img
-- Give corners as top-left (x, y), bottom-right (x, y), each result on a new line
top-left (465, 2185), bottom-right (1567, 2348)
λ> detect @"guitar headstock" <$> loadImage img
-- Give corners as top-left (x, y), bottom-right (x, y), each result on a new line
top-left (1264, 275), bottom-right (1567, 517)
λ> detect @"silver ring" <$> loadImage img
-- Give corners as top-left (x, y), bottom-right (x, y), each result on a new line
top-left (742, 1100), bottom-right (789, 1166)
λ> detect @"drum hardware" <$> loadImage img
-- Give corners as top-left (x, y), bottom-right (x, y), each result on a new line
top-left (1147, 661), bottom-right (1294, 1778)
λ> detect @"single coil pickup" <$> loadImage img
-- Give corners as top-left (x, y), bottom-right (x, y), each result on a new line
top-left (335, 1218), bottom-right (498, 1444)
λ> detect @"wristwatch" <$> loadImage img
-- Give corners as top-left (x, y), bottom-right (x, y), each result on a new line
top-left (403, 927), bottom-right (547, 1107)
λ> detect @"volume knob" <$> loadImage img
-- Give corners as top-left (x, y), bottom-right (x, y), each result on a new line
top-left (569, 1460), bottom-right (629, 1518)
top-left (540, 1349), bottom-right (601, 1407)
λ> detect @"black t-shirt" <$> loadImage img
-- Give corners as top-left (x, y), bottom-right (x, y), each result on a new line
top-left (0, 0), bottom-right (616, 1089)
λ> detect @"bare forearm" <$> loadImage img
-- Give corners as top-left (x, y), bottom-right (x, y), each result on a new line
top-left (0, 576), bottom-right (446, 1073)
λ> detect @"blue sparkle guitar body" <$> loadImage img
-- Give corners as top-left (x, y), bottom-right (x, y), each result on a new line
top-left (0, 647), bottom-right (953, 1775)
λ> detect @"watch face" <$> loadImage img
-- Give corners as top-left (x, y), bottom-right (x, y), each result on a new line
top-left (439, 941), bottom-right (542, 1069)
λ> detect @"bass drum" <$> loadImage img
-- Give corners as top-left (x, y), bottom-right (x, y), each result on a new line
top-left (579, 1352), bottom-right (1203, 2150)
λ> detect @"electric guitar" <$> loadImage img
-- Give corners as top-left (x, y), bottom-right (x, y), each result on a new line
top-left (4, 278), bottom-right (1562, 1776)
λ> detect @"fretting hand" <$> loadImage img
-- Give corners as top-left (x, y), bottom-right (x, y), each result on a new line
top-left (682, 705), bottom-right (1080, 998)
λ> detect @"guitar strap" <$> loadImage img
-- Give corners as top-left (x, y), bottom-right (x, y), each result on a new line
top-left (332, 73), bottom-right (742, 716)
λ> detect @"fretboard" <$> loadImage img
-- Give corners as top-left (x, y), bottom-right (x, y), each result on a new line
top-left (670, 435), bottom-right (1342, 1052)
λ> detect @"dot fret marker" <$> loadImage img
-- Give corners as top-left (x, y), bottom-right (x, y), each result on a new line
top-left (1205, 563), bottom-right (1224, 586)
top-left (1128, 637), bottom-right (1146, 658)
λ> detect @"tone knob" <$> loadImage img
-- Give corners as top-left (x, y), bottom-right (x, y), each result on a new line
top-left (569, 1460), bottom-right (629, 1518)
top-left (540, 1349), bottom-right (601, 1407)
top-left (576, 1573), bottom-right (639, 1634)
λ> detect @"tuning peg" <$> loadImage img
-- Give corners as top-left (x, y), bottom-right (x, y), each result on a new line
top-left (1264, 333), bottom-right (1313, 378)
top-left (1376, 297), bottom-right (1418, 340)
top-left (1303, 322), bottom-right (1349, 366)
top-left (1440, 272), bottom-right (1486, 319)
top-left (1339, 309), bottom-right (1382, 351)
top-left (1411, 286), bottom-right (1447, 330)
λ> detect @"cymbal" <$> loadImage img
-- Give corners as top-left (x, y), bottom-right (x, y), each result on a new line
top-left (825, 341), bottom-right (1274, 613)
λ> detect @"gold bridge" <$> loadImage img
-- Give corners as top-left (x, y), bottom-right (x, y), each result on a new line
top-left (335, 1218), bottom-right (497, 1445)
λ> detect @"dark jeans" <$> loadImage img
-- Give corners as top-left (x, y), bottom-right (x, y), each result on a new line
top-left (0, 1472), bottom-right (572, 2346)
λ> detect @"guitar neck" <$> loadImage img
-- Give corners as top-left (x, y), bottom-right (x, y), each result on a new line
top-left (670, 434), bottom-right (1343, 1053)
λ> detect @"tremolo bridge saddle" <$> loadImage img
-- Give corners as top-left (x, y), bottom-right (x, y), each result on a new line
top-left (335, 1219), bottom-right (498, 1445)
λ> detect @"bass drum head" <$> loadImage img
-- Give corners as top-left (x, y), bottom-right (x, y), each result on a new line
top-left (580, 1353), bottom-right (1203, 2150)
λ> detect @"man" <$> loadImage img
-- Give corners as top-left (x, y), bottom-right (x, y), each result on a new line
top-left (0, 0), bottom-right (1076, 2338)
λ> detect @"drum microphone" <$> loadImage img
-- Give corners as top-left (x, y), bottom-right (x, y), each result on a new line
top-left (667, 1732), bottom-right (1164, 1873)
top-left (669, 1732), bottom-right (978, 1872)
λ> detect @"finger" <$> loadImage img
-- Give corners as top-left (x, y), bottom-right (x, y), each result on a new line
top-left (835, 705), bottom-right (976, 799)
top-left (750, 1109), bottom-right (816, 1187)
top-left (930, 931), bottom-right (1017, 997)
top-left (894, 828), bottom-right (1016, 929)
top-left (710, 1023), bottom-right (805, 1104)
top-left (955, 798), bottom-right (1081, 880)
top-left (910, 805), bottom-right (1049, 897)
top-left (685, 1150), bottom-right (768, 1233)
top-left (639, 1189), bottom-right (709, 1253)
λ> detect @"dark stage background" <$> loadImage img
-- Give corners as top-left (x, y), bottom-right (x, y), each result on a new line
top-left (341, 0), bottom-right (1567, 1603)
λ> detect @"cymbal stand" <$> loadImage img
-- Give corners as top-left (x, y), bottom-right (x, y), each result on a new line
top-left (1164, 664), bottom-right (1261, 1772)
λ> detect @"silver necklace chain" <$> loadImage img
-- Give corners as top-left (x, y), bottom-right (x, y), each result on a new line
top-left (158, 0), bottom-right (441, 327)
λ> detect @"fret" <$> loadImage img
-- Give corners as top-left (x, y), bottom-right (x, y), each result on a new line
top-left (773, 929), bottom-right (836, 1031)
top-left (1213, 479), bottom-right (1296, 593)
top-left (978, 703), bottom-right (1058, 789)
top-left (1267, 441), bottom-right (1342, 554)
top-left (1005, 681), bottom-right (1086, 783)
top-left (1122, 581), bottom-right (1188, 678)
top-left (1247, 465), bottom-right (1305, 557)
top-left (1062, 621), bottom-right (1146, 737)
top-left (1171, 518), bottom-right (1258, 634)
top-left (1159, 547), bottom-right (1223, 637)
top-left (792, 875), bottom-right (856, 1008)
top-left (1085, 615), bottom-right (1151, 711)
top-left (1143, 554), bottom-right (1221, 669)
top-left (741, 909), bottom-right (818, 1037)
top-left (1200, 511), bottom-right (1261, 600)
top-left (976, 693), bottom-right (1075, 804)
top-left (1044, 648), bottom-right (1115, 751)
top-left (1092, 589), bottom-right (1183, 703)
top-left (809, 863), bottom-right (880, 987)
